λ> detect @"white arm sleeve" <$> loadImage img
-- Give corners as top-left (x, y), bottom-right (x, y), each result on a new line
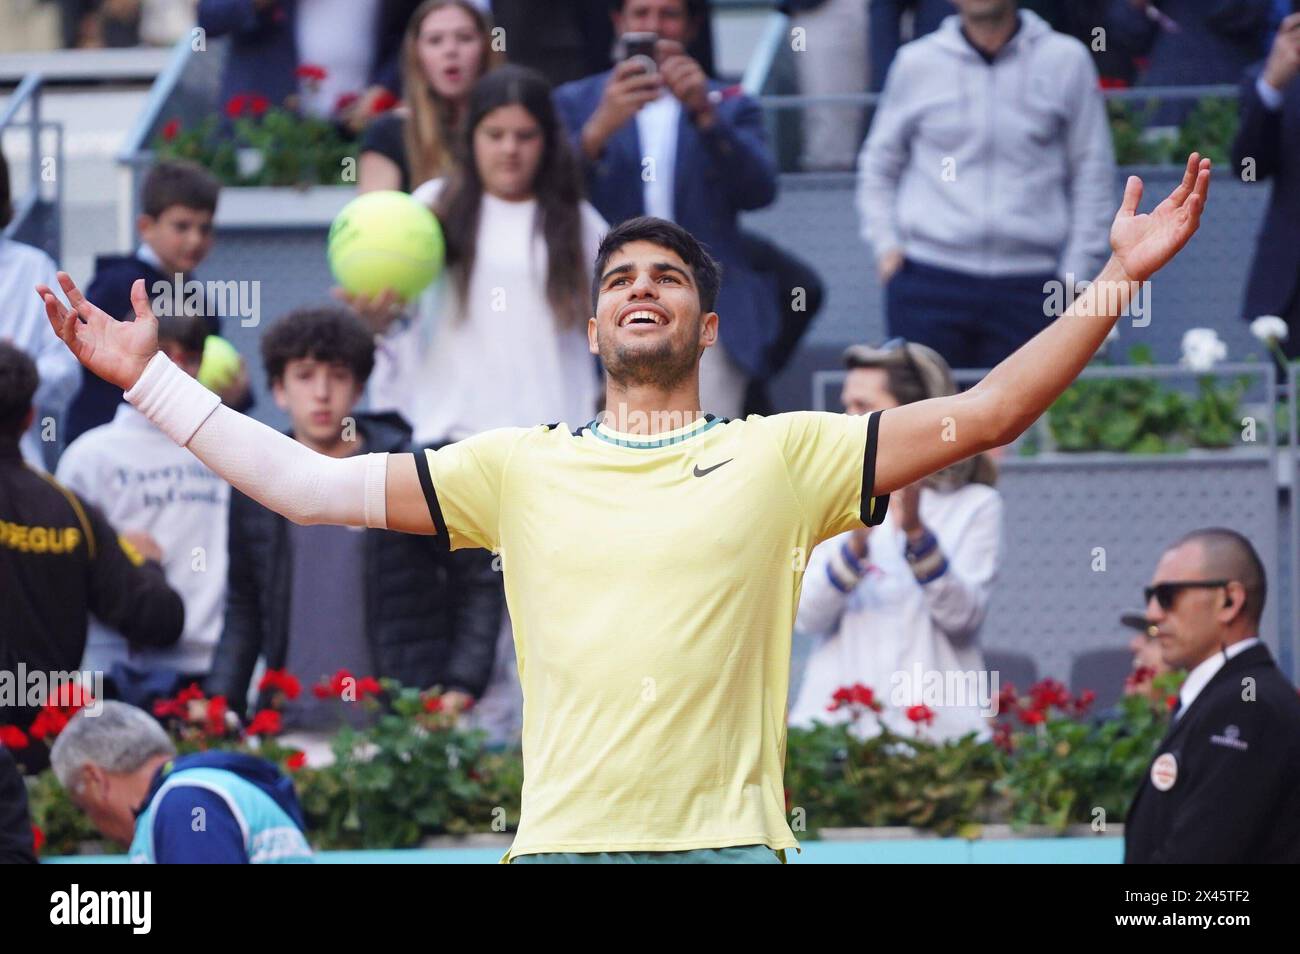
top-left (124, 351), bottom-right (389, 528)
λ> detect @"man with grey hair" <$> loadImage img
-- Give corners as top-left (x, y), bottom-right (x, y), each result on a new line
top-left (52, 701), bottom-right (312, 863)
top-left (1124, 528), bottom-right (1300, 863)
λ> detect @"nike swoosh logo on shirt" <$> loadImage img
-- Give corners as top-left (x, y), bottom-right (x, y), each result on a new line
top-left (692, 459), bottom-right (734, 478)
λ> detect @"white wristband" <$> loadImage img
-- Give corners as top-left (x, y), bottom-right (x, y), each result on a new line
top-left (123, 351), bottom-right (222, 447)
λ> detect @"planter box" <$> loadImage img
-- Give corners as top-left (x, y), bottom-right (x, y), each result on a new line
top-left (214, 184), bottom-right (353, 229)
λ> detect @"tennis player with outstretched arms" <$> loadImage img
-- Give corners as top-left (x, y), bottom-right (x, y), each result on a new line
top-left (39, 155), bottom-right (1210, 864)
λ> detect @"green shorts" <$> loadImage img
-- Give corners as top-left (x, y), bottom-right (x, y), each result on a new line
top-left (510, 844), bottom-right (783, 864)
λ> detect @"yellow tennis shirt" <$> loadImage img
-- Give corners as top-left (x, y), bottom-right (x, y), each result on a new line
top-left (416, 410), bottom-right (889, 861)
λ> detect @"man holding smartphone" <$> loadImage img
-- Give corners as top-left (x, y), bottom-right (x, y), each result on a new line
top-left (1232, 11), bottom-right (1300, 358)
top-left (553, 0), bottom-right (781, 422)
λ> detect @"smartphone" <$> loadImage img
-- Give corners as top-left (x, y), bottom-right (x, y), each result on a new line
top-left (620, 31), bottom-right (658, 75)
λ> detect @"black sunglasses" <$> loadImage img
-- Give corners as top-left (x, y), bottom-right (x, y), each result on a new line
top-left (1143, 580), bottom-right (1230, 610)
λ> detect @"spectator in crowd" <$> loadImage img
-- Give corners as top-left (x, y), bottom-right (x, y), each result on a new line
top-left (1120, 609), bottom-right (1172, 699)
top-left (198, 0), bottom-right (391, 121)
top-left (0, 153), bottom-right (80, 472)
top-left (1232, 11), bottom-right (1300, 358)
top-left (1114, 0), bottom-right (1274, 100)
top-left (1125, 528), bottom-right (1300, 863)
top-left (365, 65), bottom-right (606, 444)
top-left (1, 343), bottom-right (184, 768)
top-left (51, 701), bottom-right (313, 863)
top-left (56, 314), bottom-right (229, 702)
top-left (0, 745), bottom-right (37, 863)
top-left (352, 66), bottom-right (605, 744)
top-left (858, 0), bottom-right (1115, 371)
top-left (553, 0), bottom-right (780, 420)
top-left (491, 0), bottom-right (616, 88)
top-left (784, 0), bottom-right (871, 172)
top-left (359, 0), bottom-right (502, 194)
top-left (65, 160), bottom-right (250, 445)
top-left (206, 307), bottom-right (501, 757)
top-left (869, 0), bottom-right (953, 91)
top-left (788, 340), bottom-right (1002, 741)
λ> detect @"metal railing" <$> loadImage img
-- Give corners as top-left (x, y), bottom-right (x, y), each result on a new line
top-left (0, 71), bottom-right (63, 261)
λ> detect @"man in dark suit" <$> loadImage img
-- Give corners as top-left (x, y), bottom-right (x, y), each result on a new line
top-left (1125, 527), bottom-right (1300, 863)
top-left (552, 0), bottom-right (781, 420)
top-left (1232, 12), bottom-right (1300, 359)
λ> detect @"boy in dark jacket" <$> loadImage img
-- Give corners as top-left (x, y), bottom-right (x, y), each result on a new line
top-left (205, 306), bottom-right (502, 752)
top-left (65, 159), bottom-right (251, 444)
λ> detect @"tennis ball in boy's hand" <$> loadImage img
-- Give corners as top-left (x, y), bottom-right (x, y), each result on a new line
top-left (328, 190), bottom-right (445, 301)
top-left (198, 335), bottom-right (242, 392)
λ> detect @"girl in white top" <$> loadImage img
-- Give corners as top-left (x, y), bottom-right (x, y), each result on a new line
top-left (368, 64), bottom-right (606, 446)
top-left (789, 341), bottom-right (1004, 742)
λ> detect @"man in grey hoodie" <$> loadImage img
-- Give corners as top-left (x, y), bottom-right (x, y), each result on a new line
top-left (857, 0), bottom-right (1116, 371)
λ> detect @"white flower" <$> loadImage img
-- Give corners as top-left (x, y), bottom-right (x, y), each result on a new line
top-left (1180, 328), bottom-right (1227, 372)
top-left (1250, 315), bottom-right (1289, 344)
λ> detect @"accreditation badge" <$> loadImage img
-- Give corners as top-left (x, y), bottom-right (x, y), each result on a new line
top-left (1150, 752), bottom-right (1178, 792)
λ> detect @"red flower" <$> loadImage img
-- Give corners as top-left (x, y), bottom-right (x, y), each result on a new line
top-left (355, 676), bottom-right (382, 699)
top-left (992, 721), bottom-right (1015, 754)
top-left (249, 95), bottom-right (270, 117)
top-left (177, 683), bottom-right (205, 704)
top-left (1165, 694), bottom-right (1179, 712)
top-left (315, 669), bottom-right (374, 701)
top-left (1072, 688), bottom-right (1097, 716)
top-left (295, 63), bottom-right (328, 82)
top-left (245, 709), bottom-right (282, 737)
top-left (423, 695), bottom-right (444, 713)
top-left (1124, 666), bottom-right (1156, 694)
top-left (1028, 678), bottom-right (1070, 713)
top-left (161, 118), bottom-right (181, 141)
top-left (258, 670), bottom-right (302, 701)
top-left (225, 94), bottom-right (248, 118)
top-left (334, 91), bottom-right (359, 113)
top-left (997, 682), bottom-right (1019, 713)
top-left (285, 750), bottom-right (307, 772)
top-left (1018, 708), bottom-right (1046, 727)
top-left (369, 89), bottom-right (399, 114)
top-left (205, 696), bottom-right (229, 737)
top-left (0, 725), bottom-right (29, 749)
top-left (827, 683), bottom-right (881, 713)
top-left (32, 825), bottom-right (44, 855)
top-left (905, 704), bottom-right (935, 726)
top-left (29, 706), bottom-right (69, 741)
top-left (312, 683), bottom-right (332, 699)
top-left (153, 697), bottom-right (182, 719)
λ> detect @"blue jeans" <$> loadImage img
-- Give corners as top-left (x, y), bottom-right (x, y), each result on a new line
top-left (885, 258), bottom-right (1057, 371)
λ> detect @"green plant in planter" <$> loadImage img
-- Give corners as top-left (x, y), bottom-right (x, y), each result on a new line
top-left (994, 671), bottom-right (1182, 831)
top-left (1174, 96), bottom-right (1239, 168)
top-left (784, 687), bottom-right (999, 836)
top-left (1046, 346), bottom-right (1249, 453)
top-left (153, 99), bottom-right (358, 188)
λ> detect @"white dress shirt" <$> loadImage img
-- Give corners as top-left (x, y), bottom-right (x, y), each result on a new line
top-left (635, 92), bottom-right (681, 221)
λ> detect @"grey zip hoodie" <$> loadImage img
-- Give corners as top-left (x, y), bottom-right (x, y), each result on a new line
top-left (856, 9), bottom-right (1115, 282)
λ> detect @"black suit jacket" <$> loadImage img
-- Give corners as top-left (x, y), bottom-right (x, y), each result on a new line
top-left (1232, 66), bottom-right (1300, 323)
top-left (1124, 643), bottom-right (1300, 863)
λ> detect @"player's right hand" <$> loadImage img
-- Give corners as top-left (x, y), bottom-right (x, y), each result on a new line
top-left (37, 272), bottom-right (158, 391)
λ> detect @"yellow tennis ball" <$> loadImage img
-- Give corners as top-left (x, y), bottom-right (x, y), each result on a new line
top-left (198, 335), bottom-right (241, 391)
top-left (328, 190), bottom-right (445, 300)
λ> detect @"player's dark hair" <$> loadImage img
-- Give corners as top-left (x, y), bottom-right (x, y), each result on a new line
top-left (433, 64), bottom-right (588, 330)
top-left (156, 315), bottom-right (210, 357)
top-left (1173, 527), bottom-right (1267, 624)
top-left (0, 151), bottom-right (12, 230)
top-left (0, 342), bottom-right (39, 441)
top-left (260, 306), bottom-right (376, 389)
top-left (592, 216), bottom-right (722, 314)
top-left (140, 159), bottom-right (220, 219)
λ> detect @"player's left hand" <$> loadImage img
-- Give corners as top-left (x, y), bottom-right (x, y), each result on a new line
top-left (657, 40), bottom-right (711, 121)
top-left (1110, 152), bottom-right (1210, 284)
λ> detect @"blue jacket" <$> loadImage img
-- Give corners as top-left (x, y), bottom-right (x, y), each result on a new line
top-left (129, 751), bottom-right (313, 863)
top-left (553, 72), bottom-right (781, 379)
top-left (1232, 64), bottom-right (1300, 323)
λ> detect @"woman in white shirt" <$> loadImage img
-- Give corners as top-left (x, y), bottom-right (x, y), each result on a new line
top-left (789, 340), bottom-right (1004, 742)
top-left (368, 64), bottom-right (606, 446)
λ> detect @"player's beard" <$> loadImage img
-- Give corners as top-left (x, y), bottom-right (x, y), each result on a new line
top-left (600, 327), bottom-right (699, 391)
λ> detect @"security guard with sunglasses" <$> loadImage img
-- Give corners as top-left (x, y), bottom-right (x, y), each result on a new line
top-left (1124, 528), bottom-right (1300, 863)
